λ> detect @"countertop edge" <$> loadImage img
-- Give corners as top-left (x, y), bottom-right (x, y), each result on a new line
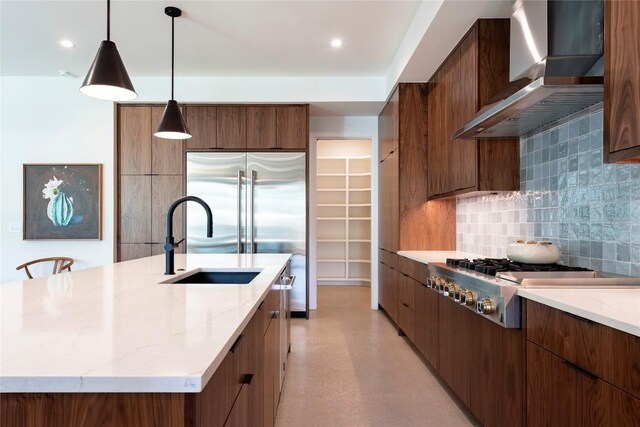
top-left (517, 289), bottom-right (640, 338)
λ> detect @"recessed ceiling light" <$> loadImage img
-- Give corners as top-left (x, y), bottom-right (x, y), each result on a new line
top-left (58, 70), bottom-right (78, 78)
top-left (330, 38), bottom-right (343, 48)
top-left (60, 39), bottom-right (75, 48)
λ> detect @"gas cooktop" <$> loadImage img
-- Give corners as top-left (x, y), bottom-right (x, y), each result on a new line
top-left (445, 257), bottom-right (591, 276)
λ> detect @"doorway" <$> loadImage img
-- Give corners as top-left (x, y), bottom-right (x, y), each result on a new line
top-left (315, 139), bottom-right (372, 290)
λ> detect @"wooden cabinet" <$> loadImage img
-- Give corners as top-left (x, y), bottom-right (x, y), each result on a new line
top-left (427, 19), bottom-right (520, 200)
top-left (604, 0), bottom-right (640, 163)
top-left (414, 282), bottom-right (439, 369)
top-left (276, 106), bottom-right (308, 149)
top-left (526, 300), bottom-right (640, 400)
top-left (247, 106), bottom-right (276, 150)
top-left (217, 106), bottom-right (247, 150)
top-left (378, 256), bottom-right (399, 325)
top-left (377, 84), bottom-right (456, 253)
top-left (117, 105), bottom-right (185, 262)
top-left (263, 302), bottom-right (280, 427)
top-left (398, 273), bottom-right (416, 342)
top-left (437, 296), bottom-right (474, 407)
top-left (527, 342), bottom-right (640, 427)
top-left (525, 299), bottom-right (640, 426)
top-left (185, 106), bottom-right (217, 150)
top-left (183, 105), bottom-right (307, 151)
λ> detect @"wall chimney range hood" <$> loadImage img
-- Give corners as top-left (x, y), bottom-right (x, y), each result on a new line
top-left (453, 0), bottom-right (604, 140)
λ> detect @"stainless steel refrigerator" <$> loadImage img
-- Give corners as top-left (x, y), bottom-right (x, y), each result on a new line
top-left (186, 152), bottom-right (307, 315)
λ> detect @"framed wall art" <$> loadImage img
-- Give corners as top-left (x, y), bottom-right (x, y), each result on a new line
top-left (23, 164), bottom-right (102, 240)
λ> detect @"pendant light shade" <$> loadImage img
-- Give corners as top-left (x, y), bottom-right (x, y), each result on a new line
top-left (155, 100), bottom-right (191, 139)
top-left (155, 6), bottom-right (191, 140)
top-left (80, 0), bottom-right (137, 101)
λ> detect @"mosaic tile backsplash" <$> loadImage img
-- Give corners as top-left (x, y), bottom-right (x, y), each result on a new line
top-left (456, 106), bottom-right (640, 277)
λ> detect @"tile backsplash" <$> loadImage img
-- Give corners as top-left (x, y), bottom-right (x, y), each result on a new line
top-left (456, 105), bottom-right (640, 277)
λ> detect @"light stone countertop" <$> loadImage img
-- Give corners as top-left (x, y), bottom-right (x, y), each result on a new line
top-left (0, 253), bottom-right (291, 393)
top-left (396, 251), bottom-right (481, 265)
top-left (517, 288), bottom-right (640, 338)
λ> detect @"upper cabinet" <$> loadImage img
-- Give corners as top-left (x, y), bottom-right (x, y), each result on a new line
top-left (184, 105), bottom-right (308, 151)
top-left (276, 106), bottom-right (308, 149)
top-left (427, 19), bottom-right (520, 199)
top-left (604, 0), bottom-right (640, 163)
top-left (378, 84), bottom-right (456, 253)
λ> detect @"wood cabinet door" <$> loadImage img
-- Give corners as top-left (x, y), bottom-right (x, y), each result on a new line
top-left (378, 88), bottom-right (399, 161)
top-left (263, 311), bottom-right (277, 427)
top-left (605, 0), bottom-right (640, 162)
top-left (246, 106), bottom-right (276, 150)
top-left (185, 106), bottom-right (217, 150)
top-left (378, 261), bottom-right (387, 310)
top-left (224, 385), bottom-right (249, 427)
top-left (247, 306), bottom-right (265, 426)
top-left (151, 106), bottom-right (184, 174)
top-left (378, 161), bottom-right (386, 250)
top-left (427, 68), bottom-right (448, 198)
top-left (584, 377), bottom-right (640, 426)
top-left (119, 106), bottom-right (152, 175)
top-left (414, 283), bottom-right (438, 368)
top-left (451, 30), bottom-right (478, 192)
top-left (120, 175), bottom-right (151, 244)
top-left (384, 149), bottom-right (399, 252)
top-left (218, 106), bottom-right (247, 150)
top-left (438, 296), bottom-right (472, 407)
top-left (526, 342), bottom-right (582, 427)
top-left (276, 106), bottom-right (307, 149)
top-left (151, 175), bottom-right (184, 245)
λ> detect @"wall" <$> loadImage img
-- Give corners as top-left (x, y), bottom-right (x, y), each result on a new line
top-left (309, 117), bottom-right (379, 310)
top-left (457, 106), bottom-right (640, 277)
top-left (0, 77), bottom-right (115, 282)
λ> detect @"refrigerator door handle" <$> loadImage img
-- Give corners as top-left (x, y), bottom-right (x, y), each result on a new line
top-left (237, 169), bottom-right (244, 253)
top-left (249, 169), bottom-right (257, 254)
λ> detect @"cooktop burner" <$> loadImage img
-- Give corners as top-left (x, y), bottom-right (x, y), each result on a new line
top-left (445, 257), bottom-right (592, 276)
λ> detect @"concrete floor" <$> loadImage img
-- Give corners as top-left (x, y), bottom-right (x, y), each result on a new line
top-left (275, 286), bottom-right (476, 427)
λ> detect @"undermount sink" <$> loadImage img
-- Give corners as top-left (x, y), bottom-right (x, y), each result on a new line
top-left (161, 269), bottom-right (262, 285)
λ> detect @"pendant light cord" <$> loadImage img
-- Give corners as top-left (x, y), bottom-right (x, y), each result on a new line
top-left (171, 15), bottom-right (175, 100)
top-left (106, 0), bottom-right (110, 41)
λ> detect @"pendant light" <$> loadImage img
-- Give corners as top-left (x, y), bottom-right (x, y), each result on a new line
top-left (154, 7), bottom-right (191, 140)
top-left (80, 0), bottom-right (137, 101)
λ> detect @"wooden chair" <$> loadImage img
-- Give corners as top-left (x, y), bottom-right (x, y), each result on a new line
top-left (16, 257), bottom-right (74, 279)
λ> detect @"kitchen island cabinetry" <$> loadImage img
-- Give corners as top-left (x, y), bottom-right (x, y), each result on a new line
top-left (0, 254), bottom-right (292, 427)
top-left (605, 0), bottom-right (640, 163)
top-left (427, 19), bottom-right (520, 200)
top-left (525, 299), bottom-right (640, 425)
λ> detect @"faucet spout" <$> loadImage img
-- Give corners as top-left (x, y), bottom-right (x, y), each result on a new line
top-left (165, 196), bottom-right (213, 275)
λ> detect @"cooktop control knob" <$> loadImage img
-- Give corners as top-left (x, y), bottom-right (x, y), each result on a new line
top-left (461, 290), bottom-right (476, 306)
top-left (477, 298), bottom-right (496, 315)
top-left (454, 288), bottom-right (463, 302)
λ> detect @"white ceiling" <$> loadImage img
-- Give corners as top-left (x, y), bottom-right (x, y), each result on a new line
top-left (0, 0), bottom-right (513, 116)
top-left (1, 0), bottom-right (422, 77)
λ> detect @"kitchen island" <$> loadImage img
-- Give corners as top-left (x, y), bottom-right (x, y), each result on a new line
top-left (1, 253), bottom-right (292, 426)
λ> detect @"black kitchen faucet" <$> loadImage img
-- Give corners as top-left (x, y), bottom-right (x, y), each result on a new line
top-left (165, 196), bottom-right (213, 275)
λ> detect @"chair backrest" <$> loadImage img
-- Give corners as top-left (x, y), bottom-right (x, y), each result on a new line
top-left (16, 257), bottom-right (74, 280)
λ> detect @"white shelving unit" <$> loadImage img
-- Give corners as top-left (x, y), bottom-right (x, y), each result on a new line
top-left (316, 154), bottom-right (371, 284)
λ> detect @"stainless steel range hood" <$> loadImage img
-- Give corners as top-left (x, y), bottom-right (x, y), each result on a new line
top-left (453, 0), bottom-right (604, 140)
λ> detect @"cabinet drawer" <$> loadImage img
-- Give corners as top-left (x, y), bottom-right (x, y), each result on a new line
top-left (262, 290), bottom-right (280, 336)
top-left (398, 256), bottom-right (429, 285)
top-left (399, 301), bottom-right (415, 343)
top-left (526, 300), bottom-right (640, 399)
top-left (399, 273), bottom-right (415, 311)
top-left (379, 249), bottom-right (397, 269)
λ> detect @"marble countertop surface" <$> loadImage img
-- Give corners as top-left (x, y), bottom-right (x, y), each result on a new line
top-left (517, 288), bottom-right (640, 338)
top-left (396, 251), bottom-right (481, 265)
top-left (0, 253), bottom-right (291, 393)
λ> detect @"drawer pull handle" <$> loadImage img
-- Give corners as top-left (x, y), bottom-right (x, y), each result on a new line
top-left (229, 334), bottom-right (245, 353)
top-left (562, 360), bottom-right (597, 380)
top-left (258, 300), bottom-right (265, 310)
top-left (562, 311), bottom-right (594, 324)
top-left (242, 374), bottom-right (254, 385)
